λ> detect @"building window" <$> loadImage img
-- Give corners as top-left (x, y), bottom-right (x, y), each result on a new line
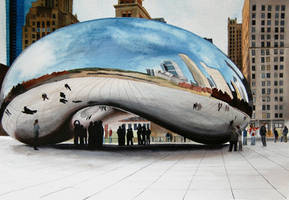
top-left (267, 80), bottom-right (271, 86)
top-left (280, 42), bottom-right (284, 47)
top-left (252, 66), bottom-right (255, 71)
top-left (261, 73), bottom-right (265, 78)
top-left (266, 73), bottom-right (270, 78)
top-left (275, 97), bottom-right (278, 102)
top-left (280, 65), bottom-right (284, 70)
top-left (267, 27), bottom-right (271, 32)
top-left (280, 96), bottom-right (283, 102)
top-left (274, 42), bottom-right (278, 47)
top-left (281, 20), bottom-right (285, 26)
top-left (266, 41), bottom-right (271, 47)
top-left (275, 105), bottom-right (278, 110)
top-left (274, 81), bottom-right (278, 86)
top-left (274, 88), bottom-right (278, 94)
top-left (267, 105), bottom-right (270, 110)
top-left (267, 88), bottom-right (271, 94)
top-left (252, 81), bottom-right (256, 87)
top-left (280, 35), bottom-right (284, 40)
top-left (252, 20), bottom-right (256, 25)
top-left (279, 113), bottom-right (283, 118)
top-left (280, 105), bottom-right (283, 110)
top-left (267, 13), bottom-right (271, 18)
top-left (262, 105), bottom-right (266, 110)
top-left (275, 19), bottom-right (279, 25)
top-left (268, 5), bottom-right (272, 11)
top-left (267, 20), bottom-right (271, 25)
top-left (275, 27), bottom-right (279, 33)
top-left (275, 113), bottom-right (279, 118)
top-left (280, 57), bottom-right (284, 62)
top-left (275, 13), bottom-right (279, 18)
top-left (252, 35), bottom-right (256, 40)
top-left (53, 14), bottom-right (56, 19)
top-left (274, 49), bottom-right (278, 54)
top-left (261, 27), bottom-right (265, 32)
top-left (252, 50), bottom-right (256, 56)
top-left (280, 73), bottom-right (283, 78)
top-left (279, 80), bottom-right (283, 86)
top-left (252, 57), bottom-right (255, 63)
top-left (262, 89), bottom-right (266, 94)
top-left (252, 4), bottom-right (256, 11)
top-left (261, 49), bottom-right (265, 55)
top-left (276, 5), bottom-right (280, 11)
top-left (262, 81), bottom-right (266, 86)
top-left (267, 113), bottom-right (270, 119)
top-left (261, 57), bottom-right (265, 63)
top-left (266, 57), bottom-right (270, 62)
top-left (261, 35), bottom-right (265, 40)
top-left (252, 74), bottom-right (256, 79)
top-left (274, 65), bottom-right (278, 70)
top-left (262, 5), bottom-right (265, 11)
top-left (37, 22), bottom-right (40, 27)
top-left (281, 13), bottom-right (285, 19)
top-left (281, 5), bottom-right (286, 11)
top-left (280, 27), bottom-right (284, 32)
top-left (280, 88), bottom-right (283, 94)
top-left (274, 57), bottom-right (278, 62)
top-left (252, 27), bottom-right (256, 32)
top-left (252, 13), bottom-right (256, 18)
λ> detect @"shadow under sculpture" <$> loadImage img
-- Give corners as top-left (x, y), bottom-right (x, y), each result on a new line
top-left (0, 18), bottom-right (252, 146)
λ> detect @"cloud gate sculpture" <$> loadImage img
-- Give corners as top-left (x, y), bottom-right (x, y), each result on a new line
top-left (0, 18), bottom-right (252, 145)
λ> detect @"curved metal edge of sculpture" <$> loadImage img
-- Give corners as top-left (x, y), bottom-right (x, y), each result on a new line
top-left (0, 18), bottom-right (252, 145)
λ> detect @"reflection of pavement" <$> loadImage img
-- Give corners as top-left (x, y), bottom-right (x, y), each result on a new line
top-left (2, 77), bottom-right (249, 144)
top-left (1, 137), bottom-right (289, 200)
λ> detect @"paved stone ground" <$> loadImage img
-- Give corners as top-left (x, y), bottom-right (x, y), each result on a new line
top-left (0, 137), bottom-right (289, 200)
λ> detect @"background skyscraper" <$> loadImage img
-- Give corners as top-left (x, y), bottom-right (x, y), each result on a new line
top-left (242, 0), bottom-right (289, 130)
top-left (22, 0), bottom-right (78, 50)
top-left (228, 18), bottom-right (242, 70)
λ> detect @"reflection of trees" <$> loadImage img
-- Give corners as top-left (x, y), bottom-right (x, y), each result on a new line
top-left (211, 88), bottom-right (252, 116)
top-left (178, 82), bottom-right (252, 117)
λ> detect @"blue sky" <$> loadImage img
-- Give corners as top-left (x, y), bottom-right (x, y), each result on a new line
top-left (73, 0), bottom-right (244, 54)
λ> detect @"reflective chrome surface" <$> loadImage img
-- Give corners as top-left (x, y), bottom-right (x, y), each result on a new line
top-left (0, 18), bottom-right (251, 145)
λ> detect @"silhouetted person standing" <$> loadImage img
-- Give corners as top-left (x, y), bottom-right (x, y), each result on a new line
top-left (120, 124), bottom-right (126, 146)
top-left (73, 120), bottom-right (81, 145)
top-left (127, 128), bottom-right (134, 146)
top-left (137, 124), bottom-right (142, 145)
top-left (96, 121), bottom-right (104, 148)
top-left (108, 129), bottom-right (113, 144)
top-left (260, 123), bottom-right (267, 147)
top-left (146, 128), bottom-right (151, 145)
top-left (33, 119), bottom-right (40, 150)
top-left (273, 128), bottom-right (279, 143)
top-left (141, 125), bottom-right (146, 145)
top-left (88, 122), bottom-right (94, 147)
top-left (282, 126), bottom-right (288, 142)
top-left (117, 126), bottom-right (122, 146)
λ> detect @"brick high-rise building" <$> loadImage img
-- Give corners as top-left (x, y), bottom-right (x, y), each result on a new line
top-left (22, 0), bottom-right (78, 50)
top-left (114, 0), bottom-right (151, 19)
top-left (242, 0), bottom-right (289, 129)
top-left (228, 18), bottom-right (242, 70)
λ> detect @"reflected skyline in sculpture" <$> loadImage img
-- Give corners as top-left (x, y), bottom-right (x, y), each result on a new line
top-left (0, 18), bottom-right (252, 145)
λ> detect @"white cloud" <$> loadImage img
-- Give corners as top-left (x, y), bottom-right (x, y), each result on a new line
top-left (73, 0), bottom-right (244, 54)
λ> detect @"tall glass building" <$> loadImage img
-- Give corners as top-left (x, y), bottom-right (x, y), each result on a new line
top-left (0, 0), bottom-right (36, 66)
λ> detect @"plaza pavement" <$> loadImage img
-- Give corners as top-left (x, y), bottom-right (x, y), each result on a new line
top-left (0, 136), bottom-right (289, 200)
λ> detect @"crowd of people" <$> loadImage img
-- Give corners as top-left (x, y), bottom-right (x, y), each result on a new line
top-left (74, 120), bottom-right (104, 148)
top-left (229, 121), bottom-right (289, 152)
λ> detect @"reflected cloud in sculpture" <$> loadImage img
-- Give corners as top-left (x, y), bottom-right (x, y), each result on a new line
top-left (0, 18), bottom-right (252, 145)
